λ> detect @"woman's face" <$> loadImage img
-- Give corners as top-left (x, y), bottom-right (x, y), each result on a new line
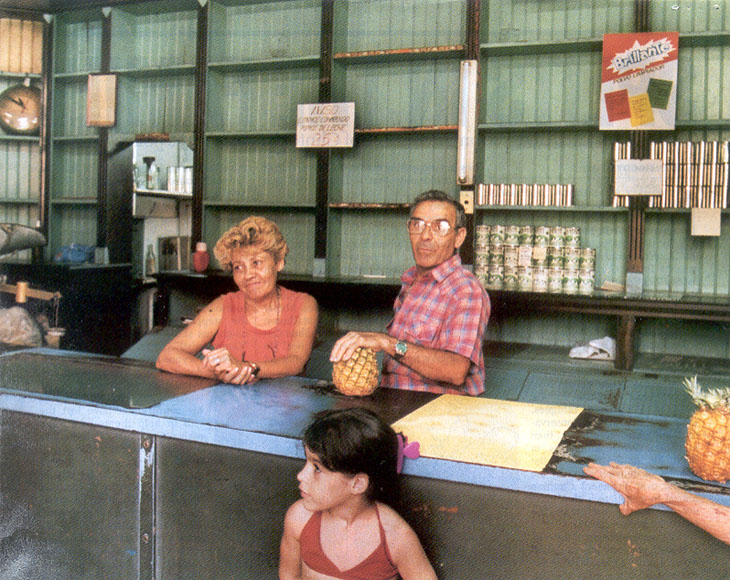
top-left (230, 246), bottom-right (284, 300)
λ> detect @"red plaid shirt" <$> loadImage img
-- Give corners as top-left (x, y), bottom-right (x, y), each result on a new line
top-left (382, 254), bottom-right (490, 396)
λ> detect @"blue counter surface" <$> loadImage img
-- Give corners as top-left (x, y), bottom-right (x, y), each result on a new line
top-left (1, 348), bottom-right (728, 512)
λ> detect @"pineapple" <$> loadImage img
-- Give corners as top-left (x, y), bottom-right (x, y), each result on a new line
top-left (684, 375), bottom-right (730, 483)
top-left (332, 347), bottom-right (379, 396)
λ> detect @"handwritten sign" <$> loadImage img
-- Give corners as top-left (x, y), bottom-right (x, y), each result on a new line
top-left (614, 159), bottom-right (663, 196)
top-left (296, 102), bottom-right (354, 148)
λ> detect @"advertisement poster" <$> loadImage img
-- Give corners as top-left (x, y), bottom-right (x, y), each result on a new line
top-left (600, 32), bottom-right (678, 130)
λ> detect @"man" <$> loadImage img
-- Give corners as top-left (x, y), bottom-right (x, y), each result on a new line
top-left (585, 462), bottom-right (730, 545)
top-left (330, 190), bottom-right (490, 396)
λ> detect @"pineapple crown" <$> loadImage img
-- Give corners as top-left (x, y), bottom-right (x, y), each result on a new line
top-left (684, 375), bottom-right (730, 409)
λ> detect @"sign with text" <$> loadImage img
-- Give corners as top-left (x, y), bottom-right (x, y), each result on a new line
top-left (614, 159), bottom-right (663, 196)
top-left (296, 102), bottom-right (354, 148)
top-left (600, 32), bottom-right (678, 130)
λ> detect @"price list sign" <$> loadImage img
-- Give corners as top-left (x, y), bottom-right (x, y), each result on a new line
top-left (296, 102), bottom-right (354, 148)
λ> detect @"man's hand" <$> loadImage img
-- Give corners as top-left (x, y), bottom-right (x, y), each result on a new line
top-left (329, 331), bottom-right (391, 363)
top-left (584, 462), bottom-right (670, 515)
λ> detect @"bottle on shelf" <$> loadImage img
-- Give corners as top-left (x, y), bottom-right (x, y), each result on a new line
top-left (192, 242), bottom-right (210, 273)
top-left (143, 156), bottom-right (158, 190)
top-left (145, 244), bottom-right (156, 277)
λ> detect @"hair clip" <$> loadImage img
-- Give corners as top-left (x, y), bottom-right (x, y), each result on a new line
top-left (396, 433), bottom-right (420, 474)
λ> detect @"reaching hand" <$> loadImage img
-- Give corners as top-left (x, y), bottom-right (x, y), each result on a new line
top-left (584, 462), bottom-right (670, 515)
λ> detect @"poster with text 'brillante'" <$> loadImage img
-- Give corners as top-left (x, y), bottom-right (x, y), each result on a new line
top-left (600, 32), bottom-right (678, 131)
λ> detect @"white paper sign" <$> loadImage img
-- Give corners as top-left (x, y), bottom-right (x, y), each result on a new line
top-left (614, 159), bottom-right (663, 196)
top-left (296, 102), bottom-right (354, 148)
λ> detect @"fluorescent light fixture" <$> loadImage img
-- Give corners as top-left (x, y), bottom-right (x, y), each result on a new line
top-left (457, 59), bottom-right (478, 185)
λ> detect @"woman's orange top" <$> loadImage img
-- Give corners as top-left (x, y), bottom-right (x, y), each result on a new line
top-left (212, 285), bottom-right (307, 362)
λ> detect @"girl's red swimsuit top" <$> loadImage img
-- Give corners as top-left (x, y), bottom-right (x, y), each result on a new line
top-left (300, 505), bottom-right (398, 580)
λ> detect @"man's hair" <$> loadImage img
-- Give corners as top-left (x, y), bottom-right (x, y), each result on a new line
top-left (410, 190), bottom-right (466, 229)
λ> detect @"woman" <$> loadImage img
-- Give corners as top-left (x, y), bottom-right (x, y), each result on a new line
top-left (156, 216), bottom-right (318, 385)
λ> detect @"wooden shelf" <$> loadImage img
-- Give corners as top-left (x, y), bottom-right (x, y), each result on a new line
top-left (476, 205), bottom-right (626, 213)
top-left (355, 125), bottom-right (457, 135)
top-left (334, 44), bottom-right (464, 63)
top-left (480, 38), bottom-right (602, 56)
top-left (0, 198), bottom-right (40, 205)
top-left (112, 65), bottom-right (196, 78)
top-left (50, 197), bottom-right (97, 205)
top-left (328, 202), bottom-right (410, 210)
top-left (478, 121), bottom-right (599, 132)
top-left (207, 56), bottom-right (320, 73)
top-left (205, 130), bottom-right (295, 139)
top-left (203, 201), bottom-right (315, 209)
top-left (0, 134), bottom-right (40, 142)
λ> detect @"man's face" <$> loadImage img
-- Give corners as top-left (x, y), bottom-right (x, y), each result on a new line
top-left (408, 200), bottom-right (466, 273)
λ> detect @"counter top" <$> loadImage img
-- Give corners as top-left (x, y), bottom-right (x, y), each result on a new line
top-left (1, 348), bottom-right (728, 512)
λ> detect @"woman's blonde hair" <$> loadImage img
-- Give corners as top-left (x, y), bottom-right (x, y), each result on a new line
top-left (213, 216), bottom-right (289, 271)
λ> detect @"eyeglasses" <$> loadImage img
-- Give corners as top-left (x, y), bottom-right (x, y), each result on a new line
top-left (407, 218), bottom-right (457, 237)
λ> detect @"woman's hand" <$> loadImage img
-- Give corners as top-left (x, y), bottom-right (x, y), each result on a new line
top-left (202, 348), bottom-right (259, 385)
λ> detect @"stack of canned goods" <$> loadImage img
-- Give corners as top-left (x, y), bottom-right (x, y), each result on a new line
top-left (474, 224), bottom-right (595, 294)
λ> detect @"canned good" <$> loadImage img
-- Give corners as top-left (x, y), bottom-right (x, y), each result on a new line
top-left (518, 225), bottom-right (534, 245)
top-left (581, 247), bottom-right (596, 270)
top-left (490, 225), bottom-right (506, 245)
top-left (517, 266), bottom-right (533, 291)
top-left (503, 266), bottom-right (518, 290)
top-left (475, 250), bottom-right (489, 267)
top-left (518, 245), bottom-right (533, 267)
top-left (549, 226), bottom-right (565, 248)
top-left (488, 244), bottom-right (504, 265)
top-left (533, 267), bottom-right (548, 292)
top-left (476, 225), bottom-right (490, 245)
top-left (532, 245), bottom-right (547, 266)
top-left (564, 270), bottom-right (579, 294)
top-left (487, 265), bottom-right (504, 289)
top-left (564, 247), bottom-right (581, 271)
top-left (504, 245), bottom-right (519, 267)
top-left (534, 226), bottom-right (550, 247)
top-left (564, 227), bottom-right (581, 248)
top-left (548, 268), bottom-right (563, 293)
top-left (547, 246), bottom-right (565, 268)
top-left (578, 270), bottom-right (595, 295)
top-left (505, 225), bottom-right (520, 245)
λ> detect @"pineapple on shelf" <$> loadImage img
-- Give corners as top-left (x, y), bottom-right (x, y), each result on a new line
top-left (332, 347), bottom-right (379, 397)
top-left (684, 375), bottom-right (730, 483)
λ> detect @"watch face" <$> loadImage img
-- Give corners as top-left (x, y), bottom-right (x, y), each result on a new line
top-left (0, 84), bottom-right (41, 136)
top-left (395, 341), bottom-right (407, 357)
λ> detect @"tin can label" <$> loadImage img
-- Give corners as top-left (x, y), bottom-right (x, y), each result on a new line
top-left (564, 227), bottom-right (581, 248)
top-left (549, 226), bottom-right (565, 248)
top-left (533, 267), bottom-right (548, 292)
top-left (548, 268), bottom-right (563, 293)
top-left (534, 226), bottom-right (550, 247)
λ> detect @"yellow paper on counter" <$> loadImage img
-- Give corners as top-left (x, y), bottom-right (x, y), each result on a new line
top-left (392, 395), bottom-right (583, 472)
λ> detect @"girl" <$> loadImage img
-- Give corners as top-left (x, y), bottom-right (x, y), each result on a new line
top-left (279, 408), bottom-right (437, 580)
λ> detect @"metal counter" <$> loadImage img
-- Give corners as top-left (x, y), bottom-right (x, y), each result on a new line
top-left (0, 349), bottom-right (727, 579)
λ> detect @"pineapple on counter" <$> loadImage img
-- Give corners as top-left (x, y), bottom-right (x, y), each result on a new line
top-left (684, 375), bottom-right (730, 483)
top-left (332, 347), bottom-right (379, 396)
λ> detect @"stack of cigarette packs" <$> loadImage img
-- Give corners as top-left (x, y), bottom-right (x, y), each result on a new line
top-left (612, 140), bottom-right (730, 209)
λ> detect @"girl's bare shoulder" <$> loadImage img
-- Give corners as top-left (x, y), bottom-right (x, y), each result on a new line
top-left (284, 500), bottom-right (316, 535)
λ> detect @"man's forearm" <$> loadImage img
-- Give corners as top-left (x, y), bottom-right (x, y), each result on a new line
top-left (387, 336), bottom-right (470, 386)
top-left (662, 486), bottom-right (730, 545)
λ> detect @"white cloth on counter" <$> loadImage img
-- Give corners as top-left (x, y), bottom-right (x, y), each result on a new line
top-left (569, 336), bottom-right (616, 361)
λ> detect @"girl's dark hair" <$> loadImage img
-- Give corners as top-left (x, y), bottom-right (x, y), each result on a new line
top-left (303, 408), bottom-right (401, 509)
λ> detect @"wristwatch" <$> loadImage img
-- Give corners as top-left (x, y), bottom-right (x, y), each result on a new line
top-left (394, 340), bottom-right (408, 360)
top-left (248, 362), bottom-right (260, 377)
